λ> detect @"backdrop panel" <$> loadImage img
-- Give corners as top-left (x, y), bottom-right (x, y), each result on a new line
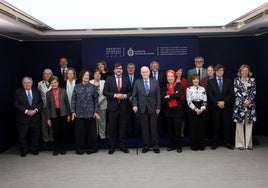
top-left (82, 36), bottom-right (198, 74)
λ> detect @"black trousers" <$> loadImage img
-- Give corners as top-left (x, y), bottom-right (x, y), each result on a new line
top-left (139, 109), bottom-right (159, 149)
top-left (17, 121), bottom-right (40, 153)
top-left (75, 118), bottom-right (97, 153)
top-left (66, 121), bottom-right (75, 144)
top-left (188, 102), bottom-right (206, 149)
top-left (211, 108), bottom-right (232, 145)
top-left (126, 103), bottom-right (139, 137)
top-left (51, 112), bottom-right (67, 152)
top-left (167, 116), bottom-right (182, 148)
top-left (108, 107), bottom-right (127, 148)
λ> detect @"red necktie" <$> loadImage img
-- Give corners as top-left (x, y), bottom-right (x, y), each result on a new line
top-left (117, 76), bottom-right (121, 92)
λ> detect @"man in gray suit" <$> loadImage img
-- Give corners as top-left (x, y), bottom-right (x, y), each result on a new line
top-left (187, 56), bottom-right (208, 82)
top-left (132, 66), bottom-right (161, 153)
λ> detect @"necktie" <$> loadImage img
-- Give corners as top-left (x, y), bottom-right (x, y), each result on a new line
top-left (218, 78), bottom-right (223, 93)
top-left (130, 76), bottom-right (133, 87)
top-left (27, 91), bottom-right (32, 106)
top-left (117, 76), bottom-right (121, 91)
top-left (62, 69), bottom-right (65, 76)
top-left (198, 69), bottom-right (201, 78)
top-left (144, 80), bottom-right (150, 96)
top-left (153, 72), bottom-right (156, 80)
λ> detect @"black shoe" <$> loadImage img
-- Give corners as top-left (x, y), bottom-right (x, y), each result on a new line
top-left (32, 151), bottom-right (39, 155)
top-left (108, 148), bottom-right (115, 154)
top-left (120, 147), bottom-right (129, 153)
top-left (142, 147), bottom-right (149, 153)
top-left (199, 146), bottom-right (205, 151)
top-left (61, 151), bottom-right (66, 155)
top-left (87, 149), bottom-right (98, 155)
top-left (167, 147), bottom-right (175, 151)
top-left (210, 144), bottom-right (218, 150)
top-left (153, 148), bottom-right (160, 154)
top-left (53, 151), bottom-right (59, 156)
top-left (20, 152), bottom-right (27, 157)
top-left (191, 147), bottom-right (198, 151)
top-left (177, 148), bottom-right (182, 153)
top-left (224, 143), bottom-right (234, 150)
top-left (76, 151), bottom-right (84, 155)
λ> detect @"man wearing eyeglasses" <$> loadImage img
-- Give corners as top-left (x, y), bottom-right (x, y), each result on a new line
top-left (187, 56), bottom-right (208, 82)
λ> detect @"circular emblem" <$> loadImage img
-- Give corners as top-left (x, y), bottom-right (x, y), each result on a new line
top-left (127, 48), bottom-right (134, 57)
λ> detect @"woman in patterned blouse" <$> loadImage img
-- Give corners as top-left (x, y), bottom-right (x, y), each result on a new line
top-left (233, 64), bottom-right (256, 150)
top-left (71, 69), bottom-right (100, 155)
top-left (186, 74), bottom-right (207, 151)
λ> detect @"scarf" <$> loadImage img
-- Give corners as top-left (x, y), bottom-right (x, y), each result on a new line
top-left (166, 83), bottom-right (178, 108)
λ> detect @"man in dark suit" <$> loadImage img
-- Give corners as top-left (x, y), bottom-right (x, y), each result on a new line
top-left (207, 64), bottom-right (234, 150)
top-left (132, 66), bottom-right (161, 154)
top-left (14, 77), bottom-right (43, 157)
top-left (149, 60), bottom-right (166, 136)
top-left (126, 63), bottom-right (140, 137)
top-left (149, 60), bottom-right (165, 87)
top-left (187, 56), bottom-right (208, 82)
top-left (56, 57), bottom-right (68, 88)
top-left (103, 63), bottom-right (131, 154)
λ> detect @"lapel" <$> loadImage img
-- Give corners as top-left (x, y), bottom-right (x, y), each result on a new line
top-left (141, 79), bottom-right (147, 95)
top-left (148, 78), bottom-right (153, 94)
top-left (112, 76), bottom-right (118, 91)
top-left (23, 90), bottom-right (29, 105)
top-left (120, 76), bottom-right (125, 92)
top-left (216, 77), bottom-right (223, 94)
top-left (31, 90), bottom-right (34, 104)
top-left (221, 78), bottom-right (226, 93)
top-left (25, 89), bottom-right (34, 106)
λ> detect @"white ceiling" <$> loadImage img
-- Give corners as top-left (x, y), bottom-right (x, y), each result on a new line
top-left (1, 0), bottom-right (268, 41)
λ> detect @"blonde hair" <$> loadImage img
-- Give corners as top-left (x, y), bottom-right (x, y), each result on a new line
top-left (65, 68), bottom-right (77, 80)
top-left (237, 64), bottom-right (253, 77)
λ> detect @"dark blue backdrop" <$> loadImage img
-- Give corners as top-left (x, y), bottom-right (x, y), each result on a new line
top-left (82, 36), bottom-right (198, 74)
top-left (0, 37), bottom-right (21, 152)
top-left (1, 35), bottom-right (268, 152)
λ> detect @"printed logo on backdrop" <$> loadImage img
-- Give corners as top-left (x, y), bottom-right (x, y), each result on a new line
top-left (157, 46), bottom-right (188, 56)
top-left (127, 48), bottom-right (134, 57)
top-left (106, 47), bottom-right (124, 58)
top-left (105, 46), bottom-right (188, 58)
top-left (82, 36), bottom-right (198, 72)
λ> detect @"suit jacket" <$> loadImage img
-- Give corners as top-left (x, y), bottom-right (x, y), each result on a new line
top-left (187, 67), bottom-right (207, 81)
top-left (132, 78), bottom-right (161, 114)
top-left (14, 87), bottom-right (43, 124)
top-left (55, 68), bottom-right (66, 88)
top-left (207, 77), bottom-right (233, 109)
top-left (103, 75), bottom-right (131, 112)
top-left (46, 88), bottom-right (71, 119)
top-left (126, 74), bottom-right (140, 91)
top-left (150, 71), bottom-right (166, 87)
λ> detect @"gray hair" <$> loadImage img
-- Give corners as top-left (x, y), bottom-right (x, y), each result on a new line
top-left (140, 66), bottom-right (150, 73)
top-left (22, 76), bottom-right (33, 83)
top-left (42, 68), bottom-right (53, 80)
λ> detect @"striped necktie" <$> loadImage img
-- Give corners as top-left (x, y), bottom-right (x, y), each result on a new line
top-left (218, 78), bottom-right (223, 93)
top-left (144, 80), bottom-right (150, 95)
top-left (27, 91), bottom-right (32, 106)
